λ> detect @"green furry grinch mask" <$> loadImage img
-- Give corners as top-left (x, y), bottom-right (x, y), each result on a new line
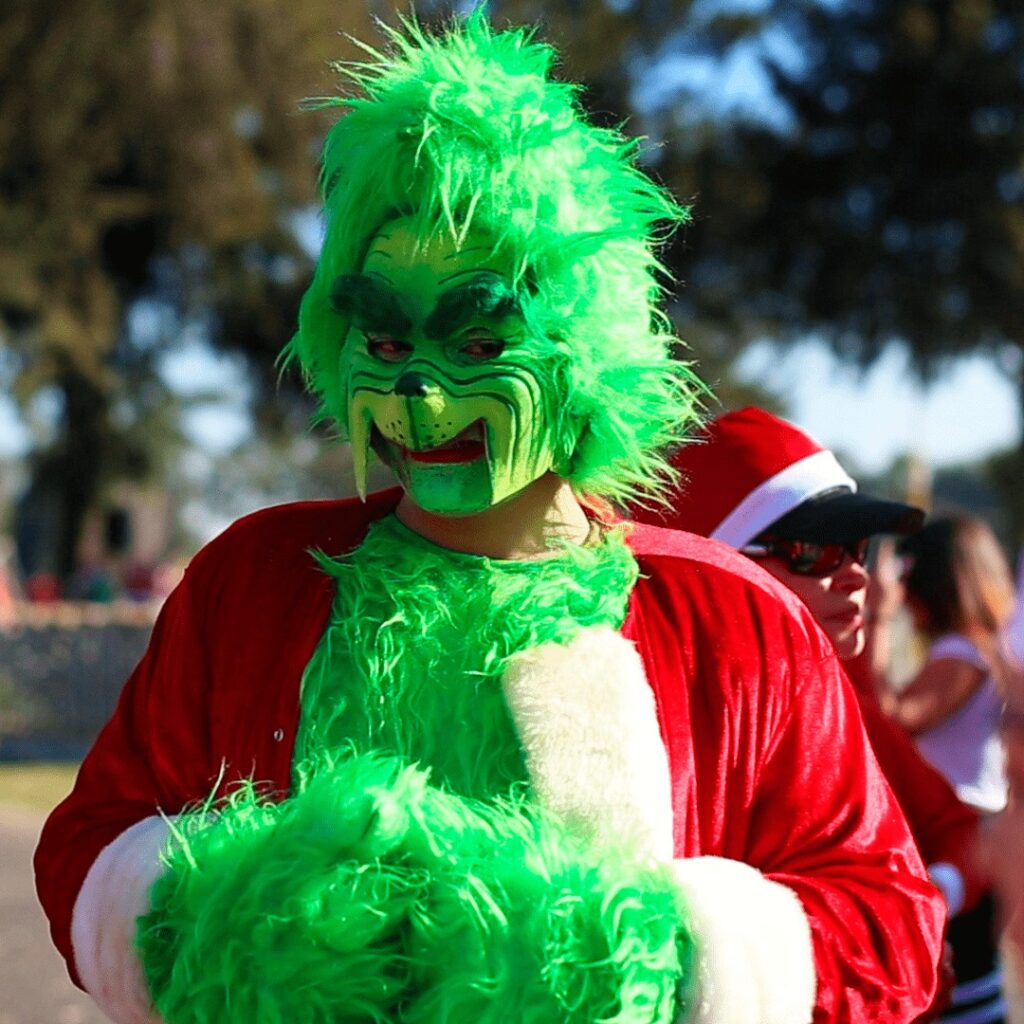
top-left (338, 219), bottom-right (568, 514)
top-left (286, 12), bottom-right (704, 510)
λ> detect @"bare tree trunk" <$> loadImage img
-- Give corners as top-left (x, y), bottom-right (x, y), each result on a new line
top-left (54, 362), bottom-right (108, 582)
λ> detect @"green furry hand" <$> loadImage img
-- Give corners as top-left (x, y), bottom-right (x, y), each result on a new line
top-left (139, 753), bottom-right (692, 1024)
top-left (139, 757), bottom-right (431, 1022)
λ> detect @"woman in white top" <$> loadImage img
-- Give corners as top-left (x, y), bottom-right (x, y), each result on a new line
top-left (877, 515), bottom-right (1018, 1022)
top-left (882, 515), bottom-right (1014, 814)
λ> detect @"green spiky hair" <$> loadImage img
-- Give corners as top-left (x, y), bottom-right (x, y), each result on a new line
top-left (286, 11), bottom-right (705, 503)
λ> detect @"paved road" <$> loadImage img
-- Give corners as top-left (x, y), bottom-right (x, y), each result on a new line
top-left (0, 805), bottom-right (109, 1024)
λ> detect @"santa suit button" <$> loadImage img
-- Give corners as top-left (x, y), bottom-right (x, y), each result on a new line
top-left (272, 728), bottom-right (285, 742)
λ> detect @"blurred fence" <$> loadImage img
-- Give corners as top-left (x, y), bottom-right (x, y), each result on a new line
top-left (0, 603), bottom-right (156, 761)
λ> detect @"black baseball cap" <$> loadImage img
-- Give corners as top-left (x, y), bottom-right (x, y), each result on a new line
top-left (762, 487), bottom-right (925, 545)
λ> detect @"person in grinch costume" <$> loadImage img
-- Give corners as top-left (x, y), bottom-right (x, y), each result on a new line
top-left (35, 14), bottom-right (943, 1024)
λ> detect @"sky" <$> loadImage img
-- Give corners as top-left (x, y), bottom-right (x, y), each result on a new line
top-left (732, 341), bottom-right (1021, 475)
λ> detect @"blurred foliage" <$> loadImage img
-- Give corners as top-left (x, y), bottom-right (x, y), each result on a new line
top-left (503, 0), bottom-right (1023, 371)
top-left (0, 0), bottom-right (401, 575)
top-left (717, 0), bottom-right (1023, 542)
top-left (742, 0), bottom-right (1023, 372)
top-left (3, 0), bottom-right (1024, 573)
top-left (859, 451), bottom-right (1010, 541)
top-left (988, 446), bottom-right (1024, 551)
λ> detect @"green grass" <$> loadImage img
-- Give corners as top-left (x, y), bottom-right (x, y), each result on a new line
top-left (0, 762), bottom-right (78, 812)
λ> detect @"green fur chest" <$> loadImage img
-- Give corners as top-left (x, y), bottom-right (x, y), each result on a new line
top-left (293, 515), bottom-right (638, 799)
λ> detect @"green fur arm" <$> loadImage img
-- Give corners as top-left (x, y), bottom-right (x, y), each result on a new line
top-left (138, 753), bottom-right (694, 1023)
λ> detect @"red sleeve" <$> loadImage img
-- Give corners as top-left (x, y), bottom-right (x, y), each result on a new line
top-left (627, 535), bottom-right (946, 1023)
top-left (854, 688), bottom-right (985, 912)
top-left (747, 621), bottom-right (945, 1023)
top-left (33, 560), bottom-right (219, 988)
top-left (33, 498), bottom-right (384, 991)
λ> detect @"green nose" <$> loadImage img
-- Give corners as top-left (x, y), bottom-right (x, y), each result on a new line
top-left (395, 372), bottom-right (433, 398)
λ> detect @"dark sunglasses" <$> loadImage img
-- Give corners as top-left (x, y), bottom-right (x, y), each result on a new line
top-left (741, 537), bottom-right (870, 577)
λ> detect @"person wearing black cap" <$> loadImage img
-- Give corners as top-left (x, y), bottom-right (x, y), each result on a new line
top-left (739, 486), bottom-right (923, 660)
top-left (635, 405), bottom-right (924, 661)
top-left (632, 406), bottom-right (1003, 1024)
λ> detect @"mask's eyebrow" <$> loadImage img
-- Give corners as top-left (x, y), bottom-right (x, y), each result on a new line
top-left (329, 273), bottom-right (412, 336)
top-left (424, 274), bottom-right (522, 339)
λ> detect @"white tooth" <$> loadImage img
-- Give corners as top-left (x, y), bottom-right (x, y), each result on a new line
top-left (350, 407), bottom-right (371, 501)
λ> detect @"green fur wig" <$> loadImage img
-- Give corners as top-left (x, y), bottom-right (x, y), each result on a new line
top-left (285, 12), bottom-right (703, 505)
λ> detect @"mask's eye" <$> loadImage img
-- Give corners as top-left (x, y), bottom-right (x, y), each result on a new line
top-left (367, 335), bottom-right (412, 363)
top-left (459, 336), bottom-right (506, 361)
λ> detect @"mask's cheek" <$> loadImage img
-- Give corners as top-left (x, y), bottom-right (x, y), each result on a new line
top-left (475, 373), bottom-right (559, 506)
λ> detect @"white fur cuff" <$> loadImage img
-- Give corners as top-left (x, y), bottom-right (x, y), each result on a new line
top-left (671, 857), bottom-right (816, 1024)
top-left (71, 815), bottom-right (173, 1024)
top-left (502, 625), bottom-right (674, 861)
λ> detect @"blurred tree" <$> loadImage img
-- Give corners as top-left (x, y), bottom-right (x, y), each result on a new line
top-left (741, 0), bottom-right (1024, 541)
top-left (987, 446), bottom-right (1024, 550)
top-left (508, 0), bottom-right (1023, 365)
top-left (743, 0), bottom-right (1023, 371)
top-left (0, 0), bottom-right (394, 579)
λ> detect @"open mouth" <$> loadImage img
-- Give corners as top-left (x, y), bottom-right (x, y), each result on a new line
top-left (406, 421), bottom-right (487, 465)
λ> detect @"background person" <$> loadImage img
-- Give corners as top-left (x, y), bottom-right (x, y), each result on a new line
top-left (878, 515), bottom-right (1014, 817)
top-left (888, 525), bottom-right (1024, 1024)
top-left (633, 405), bottom-right (1002, 1024)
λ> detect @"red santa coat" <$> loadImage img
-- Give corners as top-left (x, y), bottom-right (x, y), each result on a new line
top-left (855, 688), bottom-right (984, 913)
top-left (35, 490), bottom-right (943, 1023)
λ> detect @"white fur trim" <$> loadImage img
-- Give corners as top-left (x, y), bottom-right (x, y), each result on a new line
top-left (927, 861), bottom-right (966, 918)
top-left (71, 815), bottom-right (172, 1024)
top-left (671, 857), bottom-right (816, 1024)
top-left (502, 624), bottom-right (674, 861)
top-left (712, 449), bottom-right (857, 548)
